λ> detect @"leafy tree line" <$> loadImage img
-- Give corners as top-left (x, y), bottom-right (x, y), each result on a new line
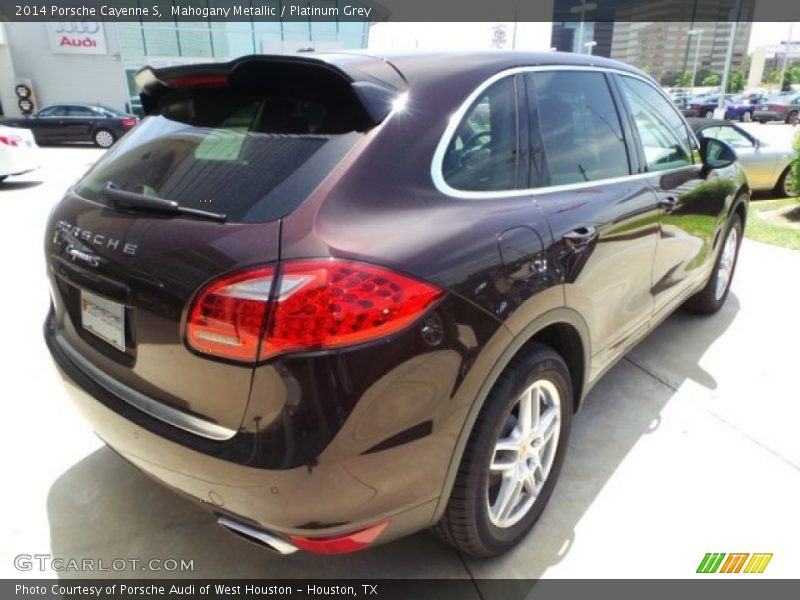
top-left (667, 69), bottom-right (746, 92)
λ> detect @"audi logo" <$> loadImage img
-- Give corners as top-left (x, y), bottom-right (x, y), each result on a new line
top-left (48, 22), bottom-right (101, 35)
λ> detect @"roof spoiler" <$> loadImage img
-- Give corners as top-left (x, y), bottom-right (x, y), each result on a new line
top-left (135, 54), bottom-right (403, 126)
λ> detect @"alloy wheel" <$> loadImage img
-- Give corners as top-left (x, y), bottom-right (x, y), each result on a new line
top-left (715, 226), bottom-right (738, 301)
top-left (784, 173), bottom-right (796, 197)
top-left (95, 130), bottom-right (114, 148)
top-left (487, 379), bottom-right (561, 529)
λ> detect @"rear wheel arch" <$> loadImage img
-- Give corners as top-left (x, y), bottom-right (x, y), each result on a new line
top-left (730, 186), bottom-right (749, 229)
top-left (431, 308), bottom-right (590, 524)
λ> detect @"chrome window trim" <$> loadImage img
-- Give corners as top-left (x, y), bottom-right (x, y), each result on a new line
top-left (430, 64), bottom-right (700, 200)
top-left (55, 332), bottom-right (239, 441)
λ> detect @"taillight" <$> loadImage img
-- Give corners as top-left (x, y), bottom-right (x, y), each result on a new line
top-left (0, 135), bottom-right (22, 147)
top-left (187, 267), bottom-right (274, 362)
top-left (771, 104), bottom-right (785, 111)
top-left (186, 260), bottom-right (443, 363)
top-left (120, 118), bottom-right (137, 127)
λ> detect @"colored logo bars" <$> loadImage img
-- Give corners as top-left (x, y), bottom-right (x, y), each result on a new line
top-left (697, 553), bottom-right (773, 574)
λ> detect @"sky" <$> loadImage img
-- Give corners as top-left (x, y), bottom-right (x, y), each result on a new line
top-left (368, 22), bottom-right (799, 54)
top-left (749, 23), bottom-right (799, 52)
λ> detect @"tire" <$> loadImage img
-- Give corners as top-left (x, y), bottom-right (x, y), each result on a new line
top-left (93, 129), bottom-right (115, 148)
top-left (775, 164), bottom-right (798, 197)
top-left (704, 110), bottom-right (714, 119)
top-left (786, 111), bottom-right (798, 125)
top-left (741, 111), bottom-right (752, 122)
top-left (683, 215), bottom-right (743, 315)
top-left (431, 343), bottom-right (573, 557)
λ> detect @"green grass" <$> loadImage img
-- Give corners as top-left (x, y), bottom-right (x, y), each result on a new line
top-left (746, 198), bottom-right (800, 251)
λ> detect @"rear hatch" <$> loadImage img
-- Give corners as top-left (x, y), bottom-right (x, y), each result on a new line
top-left (46, 55), bottom-right (401, 438)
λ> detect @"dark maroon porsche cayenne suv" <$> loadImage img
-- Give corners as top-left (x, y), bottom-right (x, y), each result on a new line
top-left (45, 51), bottom-right (747, 557)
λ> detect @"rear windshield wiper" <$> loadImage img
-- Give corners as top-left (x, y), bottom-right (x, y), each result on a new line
top-left (103, 182), bottom-right (227, 223)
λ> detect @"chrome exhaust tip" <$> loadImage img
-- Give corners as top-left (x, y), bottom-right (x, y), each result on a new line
top-left (217, 515), bottom-right (298, 555)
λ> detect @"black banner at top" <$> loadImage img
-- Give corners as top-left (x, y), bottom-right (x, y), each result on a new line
top-left (0, 0), bottom-right (795, 22)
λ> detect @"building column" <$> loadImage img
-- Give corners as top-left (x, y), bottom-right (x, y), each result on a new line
top-left (0, 23), bottom-right (21, 117)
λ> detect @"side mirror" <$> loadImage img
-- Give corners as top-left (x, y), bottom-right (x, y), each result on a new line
top-left (700, 137), bottom-right (737, 170)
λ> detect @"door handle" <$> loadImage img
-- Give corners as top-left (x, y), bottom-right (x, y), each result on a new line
top-left (659, 196), bottom-right (678, 211)
top-left (562, 226), bottom-right (597, 250)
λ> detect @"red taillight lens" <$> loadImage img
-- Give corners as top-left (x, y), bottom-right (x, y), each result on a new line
top-left (186, 260), bottom-right (443, 363)
top-left (120, 118), bottom-right (137, 127)
top-left (0, 135), bottom-right (22, 147)
top-left (772, 104), bottom-right (785, 110)
top-left (187, 267), bottom-right (275, 362)
top-left (288, 520), bottom-right (389, 554)
top-left (260, 260), bottom-right (443, 360)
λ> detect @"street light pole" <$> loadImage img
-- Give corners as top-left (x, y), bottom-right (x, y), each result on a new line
top-left (688, 28), bottom-right (705, 93)
top-left (570, 2), bottom-right (597, 54)
top-left (717, 17), bottom-right (739, 117)
top-left (779, 22), bottom-right (795, 92)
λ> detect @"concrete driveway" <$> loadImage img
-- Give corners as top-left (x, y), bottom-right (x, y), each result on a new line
top-left (0, 147), bottom-right (798, 580)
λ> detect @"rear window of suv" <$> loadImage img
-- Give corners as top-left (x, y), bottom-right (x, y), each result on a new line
top-left (75, 87), bottom-right (365, 223)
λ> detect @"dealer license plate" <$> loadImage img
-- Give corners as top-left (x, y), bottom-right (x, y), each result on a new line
top-left (80, 290), bottom-right (126, 352)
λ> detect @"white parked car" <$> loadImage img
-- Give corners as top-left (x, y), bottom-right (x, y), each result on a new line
top-left (0, 124), bottom-right (41, 182)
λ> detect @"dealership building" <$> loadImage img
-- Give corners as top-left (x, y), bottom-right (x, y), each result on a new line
top-left (0, 18), bottom-right (369, 117)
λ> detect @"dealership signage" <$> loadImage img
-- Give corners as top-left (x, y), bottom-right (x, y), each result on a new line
top-left (46, 22), bottom-right (107, 55)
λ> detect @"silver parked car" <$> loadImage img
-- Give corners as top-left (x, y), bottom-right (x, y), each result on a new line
top-left (689, 118), bottom-right (798, 196)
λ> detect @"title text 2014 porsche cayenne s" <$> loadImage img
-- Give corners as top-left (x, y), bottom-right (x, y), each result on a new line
top-left (45, 52), bottom-right (747, 557)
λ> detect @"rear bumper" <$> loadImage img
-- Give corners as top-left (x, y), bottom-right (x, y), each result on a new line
top-left (753, 110), bottom-right (782, 121)
top-left (43, 306), bottom-right (479, 549)
top-left (0, 148), bottom-right (40, 178)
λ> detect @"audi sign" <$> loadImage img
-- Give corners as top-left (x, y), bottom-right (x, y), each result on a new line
top-left (46, 22), bottom-right (107, 55)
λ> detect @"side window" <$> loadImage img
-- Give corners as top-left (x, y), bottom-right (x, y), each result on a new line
top-left (619, 76), bottom-right (693, 172)
top-left (36, 106), bottom-right (60, 117)
top-left (528, 70), bottom-right (630, 186)
top-left (442, 76), bottom-right (518, 192)
top-left (67, 106), bottom-right (97, 117)
top-left (698, 126), bottom-right (754, 149)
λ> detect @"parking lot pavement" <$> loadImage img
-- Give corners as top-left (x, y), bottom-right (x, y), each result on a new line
top-left (1, 147), bottom-right (798, 580)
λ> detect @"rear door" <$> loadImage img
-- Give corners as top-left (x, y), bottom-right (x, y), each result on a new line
top-left (65, 105), bottom-right (99, 141)
top-left (46, 59), bottom-right (383, 437)
top-left (614, 74), bottom-right (730, 315)
top-left (525, 69), bottom-right (661, 374)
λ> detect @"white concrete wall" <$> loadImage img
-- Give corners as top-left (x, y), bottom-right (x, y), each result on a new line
top-left (2, 22), bottom-right (130, 116)
top-left (0, 23), bottom-right (21, 117)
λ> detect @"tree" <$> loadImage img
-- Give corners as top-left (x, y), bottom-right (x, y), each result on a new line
top-left (675, 70), bottom-right (693, 88)
top-left (791, 131), bottom-right (800, 196)
top-left (727, 71), bottom-right (746, 93)
top-left (782, 72), bottom-right (792, 92)
top-left (763, 67), bottom-right (781, 86)
top-left (788, 65), bottom-right (800, 85)
top-left (702, 73), bottom-right (720, 86)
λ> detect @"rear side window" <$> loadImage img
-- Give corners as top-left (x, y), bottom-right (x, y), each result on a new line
top-left (67, 106), bottom-right (97, 117)
top-left (74, 87), bottom-right (366, 223)
top-left (528, 70), bottom-right (630, 187)
top-left (619, 76), bottom-right (693, 172)
top-left (442, 76), bottom-right (519, 192)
